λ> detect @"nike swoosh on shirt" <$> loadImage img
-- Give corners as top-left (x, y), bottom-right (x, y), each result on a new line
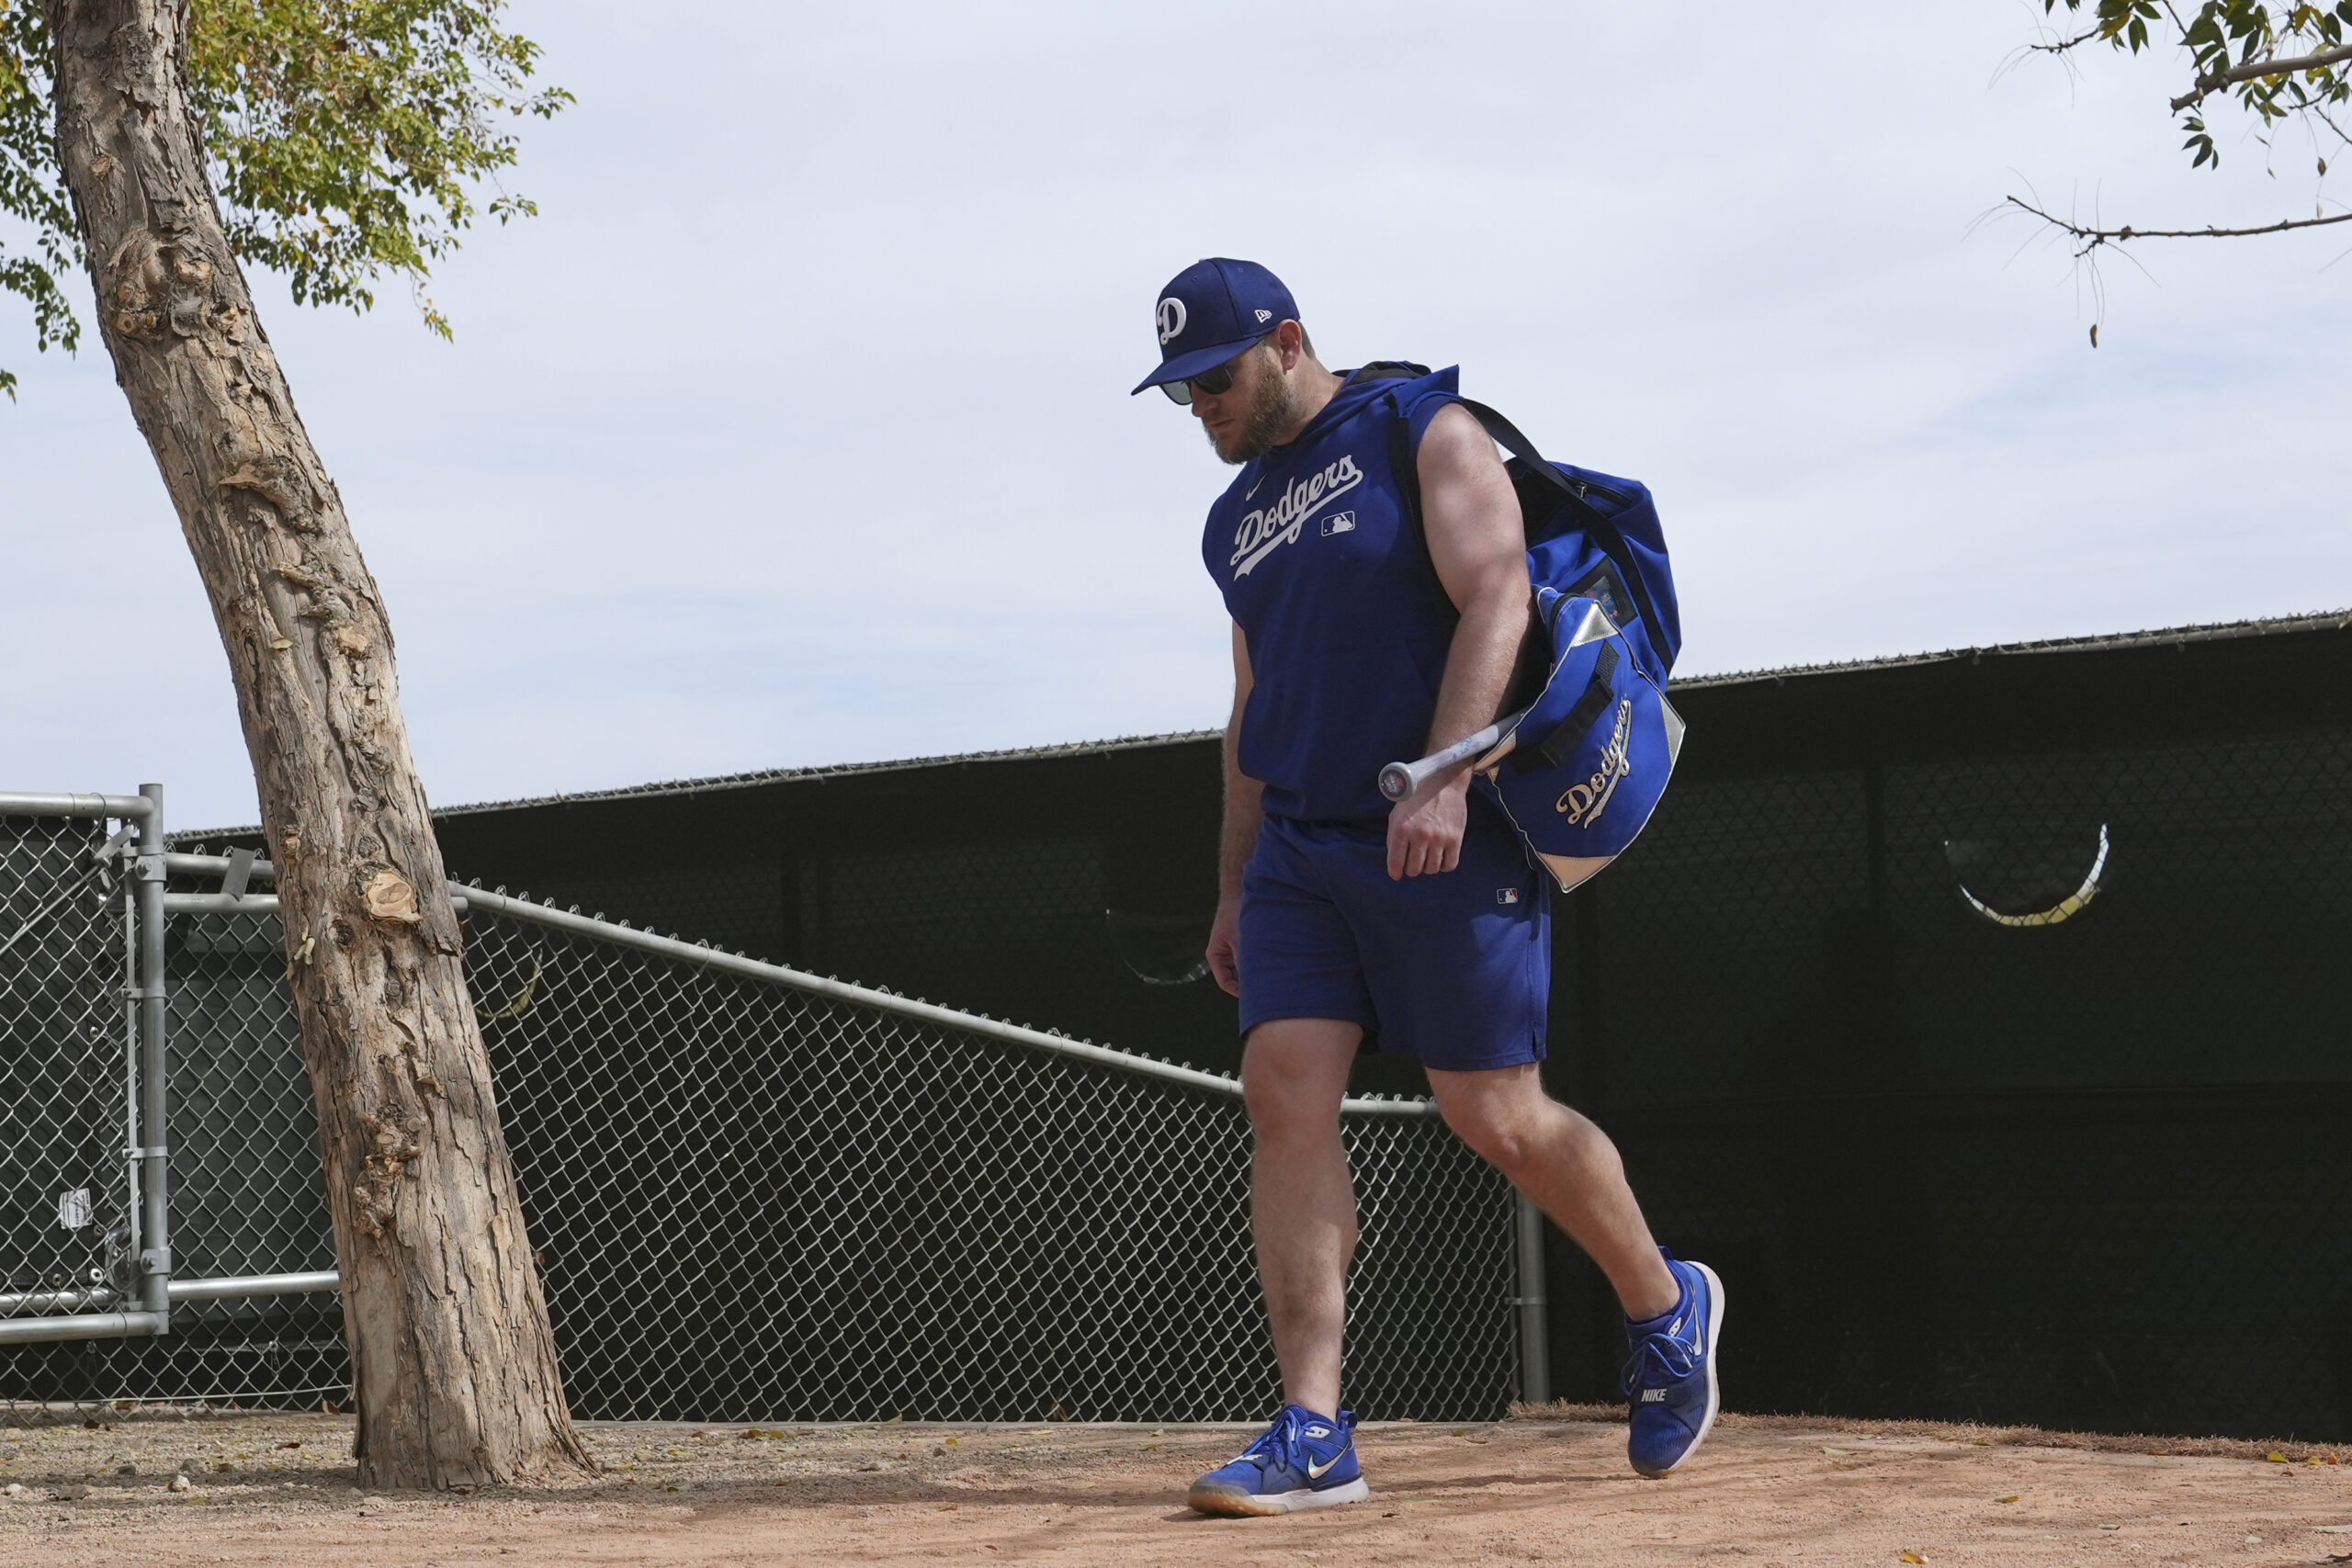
top-left (1244, 471), bottom-right (1266, 499)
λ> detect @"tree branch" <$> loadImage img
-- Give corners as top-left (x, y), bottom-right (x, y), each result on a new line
top-left (2171, 42), bottom-right (2352, 111)
top-left (2029, 25), bottom-right (2105, 57)
top-left (2007, 194), bottom-right (2352, 255)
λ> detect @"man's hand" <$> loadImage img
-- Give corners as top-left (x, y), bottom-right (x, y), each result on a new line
top-left (1206, 892), bottom-right (1243, 997)
top-left (1387, 772), bottom-right (1470, 879)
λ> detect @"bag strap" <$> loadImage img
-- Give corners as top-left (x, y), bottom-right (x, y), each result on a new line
top-left (1351, 367), bottom-right (1668, 674)
top-left (1446, 398), bottom-right (1670, 659)
top-left (1506, 642), bottom-right (1619, 775)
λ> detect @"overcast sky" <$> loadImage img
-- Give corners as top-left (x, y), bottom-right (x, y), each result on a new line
top-left (5, 1), bottom-right (2348, 830)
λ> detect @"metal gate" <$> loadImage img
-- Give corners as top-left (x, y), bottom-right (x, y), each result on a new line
top-left (0, 792), bottom-right (170, 1351)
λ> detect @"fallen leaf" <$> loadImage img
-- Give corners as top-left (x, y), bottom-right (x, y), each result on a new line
top-left (2269, 1452), bottom-right (2290, 1463)
top-left (269, 638), bottom-right (291, 650)
top-left (1824, 1446), bottom-right (1852, 1455)
top-left (1900, 1553), bottom-right (1928, 1564)
top-left (1996, 1494), bottom-right (2020, 1504)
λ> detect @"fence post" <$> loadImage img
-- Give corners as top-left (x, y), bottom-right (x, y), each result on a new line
top-left (1513, 1191), bottom-right (1547, 1406)
top-left (133, 782), bottom-right (172, 1331)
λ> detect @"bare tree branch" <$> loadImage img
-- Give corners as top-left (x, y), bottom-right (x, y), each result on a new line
top-left (2029, 26), bottom-right (2105, 57)
top-left (2171, 42), bottom-right (2352, 111)
top-left (2007, 194), bottom-right (2352, 256)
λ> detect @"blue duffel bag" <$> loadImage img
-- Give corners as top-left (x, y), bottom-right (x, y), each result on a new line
top-left (1367, 371), bottom-right (1686, 892)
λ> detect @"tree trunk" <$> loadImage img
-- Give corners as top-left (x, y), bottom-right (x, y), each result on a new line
top-left (47, 0), bottom-right (592, 1487)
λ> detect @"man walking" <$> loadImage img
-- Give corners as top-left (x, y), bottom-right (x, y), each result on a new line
top-left (1132, 258), bottom-right (1724, 1516)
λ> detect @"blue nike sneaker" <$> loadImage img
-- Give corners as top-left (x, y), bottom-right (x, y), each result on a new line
top-left (1185, 1404), bottom-right (1368, 1517)
top-left (1621, 1251), bottom-right (1724, 1478)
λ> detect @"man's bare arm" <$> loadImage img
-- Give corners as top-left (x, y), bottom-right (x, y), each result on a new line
top-left (1385, 401), bottom-right (1532, 880)
top-left (1207, 621), bottom-right (1261, 997)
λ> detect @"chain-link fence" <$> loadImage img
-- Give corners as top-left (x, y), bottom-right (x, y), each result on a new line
top-left (2, 795), bottom-right (1521, 1423)
top-left (1, 814), bottom-right (137, 1341)
top-left (464, 901), bottom-right (1511, 1422)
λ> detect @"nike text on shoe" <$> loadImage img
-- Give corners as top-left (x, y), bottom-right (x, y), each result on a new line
top-left (1186, 1404), bottom-right (1369, 1517)
top-left (1621, 1251), bottom-right (1724, 1479)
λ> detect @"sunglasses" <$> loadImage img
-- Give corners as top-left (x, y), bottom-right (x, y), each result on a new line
top-left (1159, 353), bottom-right (1246, 406)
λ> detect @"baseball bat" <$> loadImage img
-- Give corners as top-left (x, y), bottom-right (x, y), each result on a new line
top-left (1378, 710), bottom-right (1527, 803)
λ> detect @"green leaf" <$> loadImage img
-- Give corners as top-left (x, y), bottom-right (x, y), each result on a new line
top-left (3, 0), bottom-right (567, 394)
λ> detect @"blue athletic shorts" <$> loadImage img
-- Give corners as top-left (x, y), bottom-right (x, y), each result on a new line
top-left (1237, 807), bottom-right (1550, 1071)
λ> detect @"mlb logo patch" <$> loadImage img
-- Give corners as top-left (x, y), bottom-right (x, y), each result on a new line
top-left (1320, 511), bottom-right (1356, 536)
top-left (1496, 887), bottom-right (1521, 906)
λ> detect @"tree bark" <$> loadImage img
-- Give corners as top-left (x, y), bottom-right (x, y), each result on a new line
top-left (46, 0), bottom-right (591, 1487)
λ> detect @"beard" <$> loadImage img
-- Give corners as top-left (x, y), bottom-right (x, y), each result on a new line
top-left (1204, 351), bottom-right (1300, 465)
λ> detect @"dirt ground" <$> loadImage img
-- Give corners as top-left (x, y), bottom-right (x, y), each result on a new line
top-left (0, 1404), bottom-right (2346, 1567)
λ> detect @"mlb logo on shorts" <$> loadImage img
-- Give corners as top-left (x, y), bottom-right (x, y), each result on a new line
top-left (1496, 887), bottom-right (1521, 906)
top-left (1320, 511), bottom-right (1356, 536)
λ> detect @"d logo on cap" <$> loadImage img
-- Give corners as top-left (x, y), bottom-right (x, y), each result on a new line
top-left (1156, 297), bottom-right (1187, 345)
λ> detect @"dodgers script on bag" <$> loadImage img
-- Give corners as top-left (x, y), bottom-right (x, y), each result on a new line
top-left (1557, 700), bottom-right (1634, 825)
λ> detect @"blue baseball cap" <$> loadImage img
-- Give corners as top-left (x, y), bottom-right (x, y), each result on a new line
top-left (1130, 257), bottom-right (1298, 395)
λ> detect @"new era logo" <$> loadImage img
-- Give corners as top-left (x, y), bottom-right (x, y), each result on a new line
top-left (1497, 887), bottom-right (1521, 906)
top-left (1255, 308), bottom-right (1272, 321)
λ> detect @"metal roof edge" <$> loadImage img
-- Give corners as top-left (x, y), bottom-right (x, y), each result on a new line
top-left (170, 607), bottom-right (2352, 845)
top-left (168, 728), bottom-right (1225, 845)
top-left (1668, 608), bottom-right (2352, 693)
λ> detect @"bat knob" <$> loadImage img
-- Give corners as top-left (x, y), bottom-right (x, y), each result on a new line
top-left (1377, 763), bottom-right (1414, 802)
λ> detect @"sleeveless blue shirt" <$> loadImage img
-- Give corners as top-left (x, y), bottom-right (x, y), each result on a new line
top-left (1203, 366), bottom-right (1465, 824)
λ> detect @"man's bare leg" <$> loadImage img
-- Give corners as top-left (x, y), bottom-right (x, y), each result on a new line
top-left (1240, 1017), bottom-right (1363, 1418)
top-left (1425, 1063), bottom-right (1679, 1321)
